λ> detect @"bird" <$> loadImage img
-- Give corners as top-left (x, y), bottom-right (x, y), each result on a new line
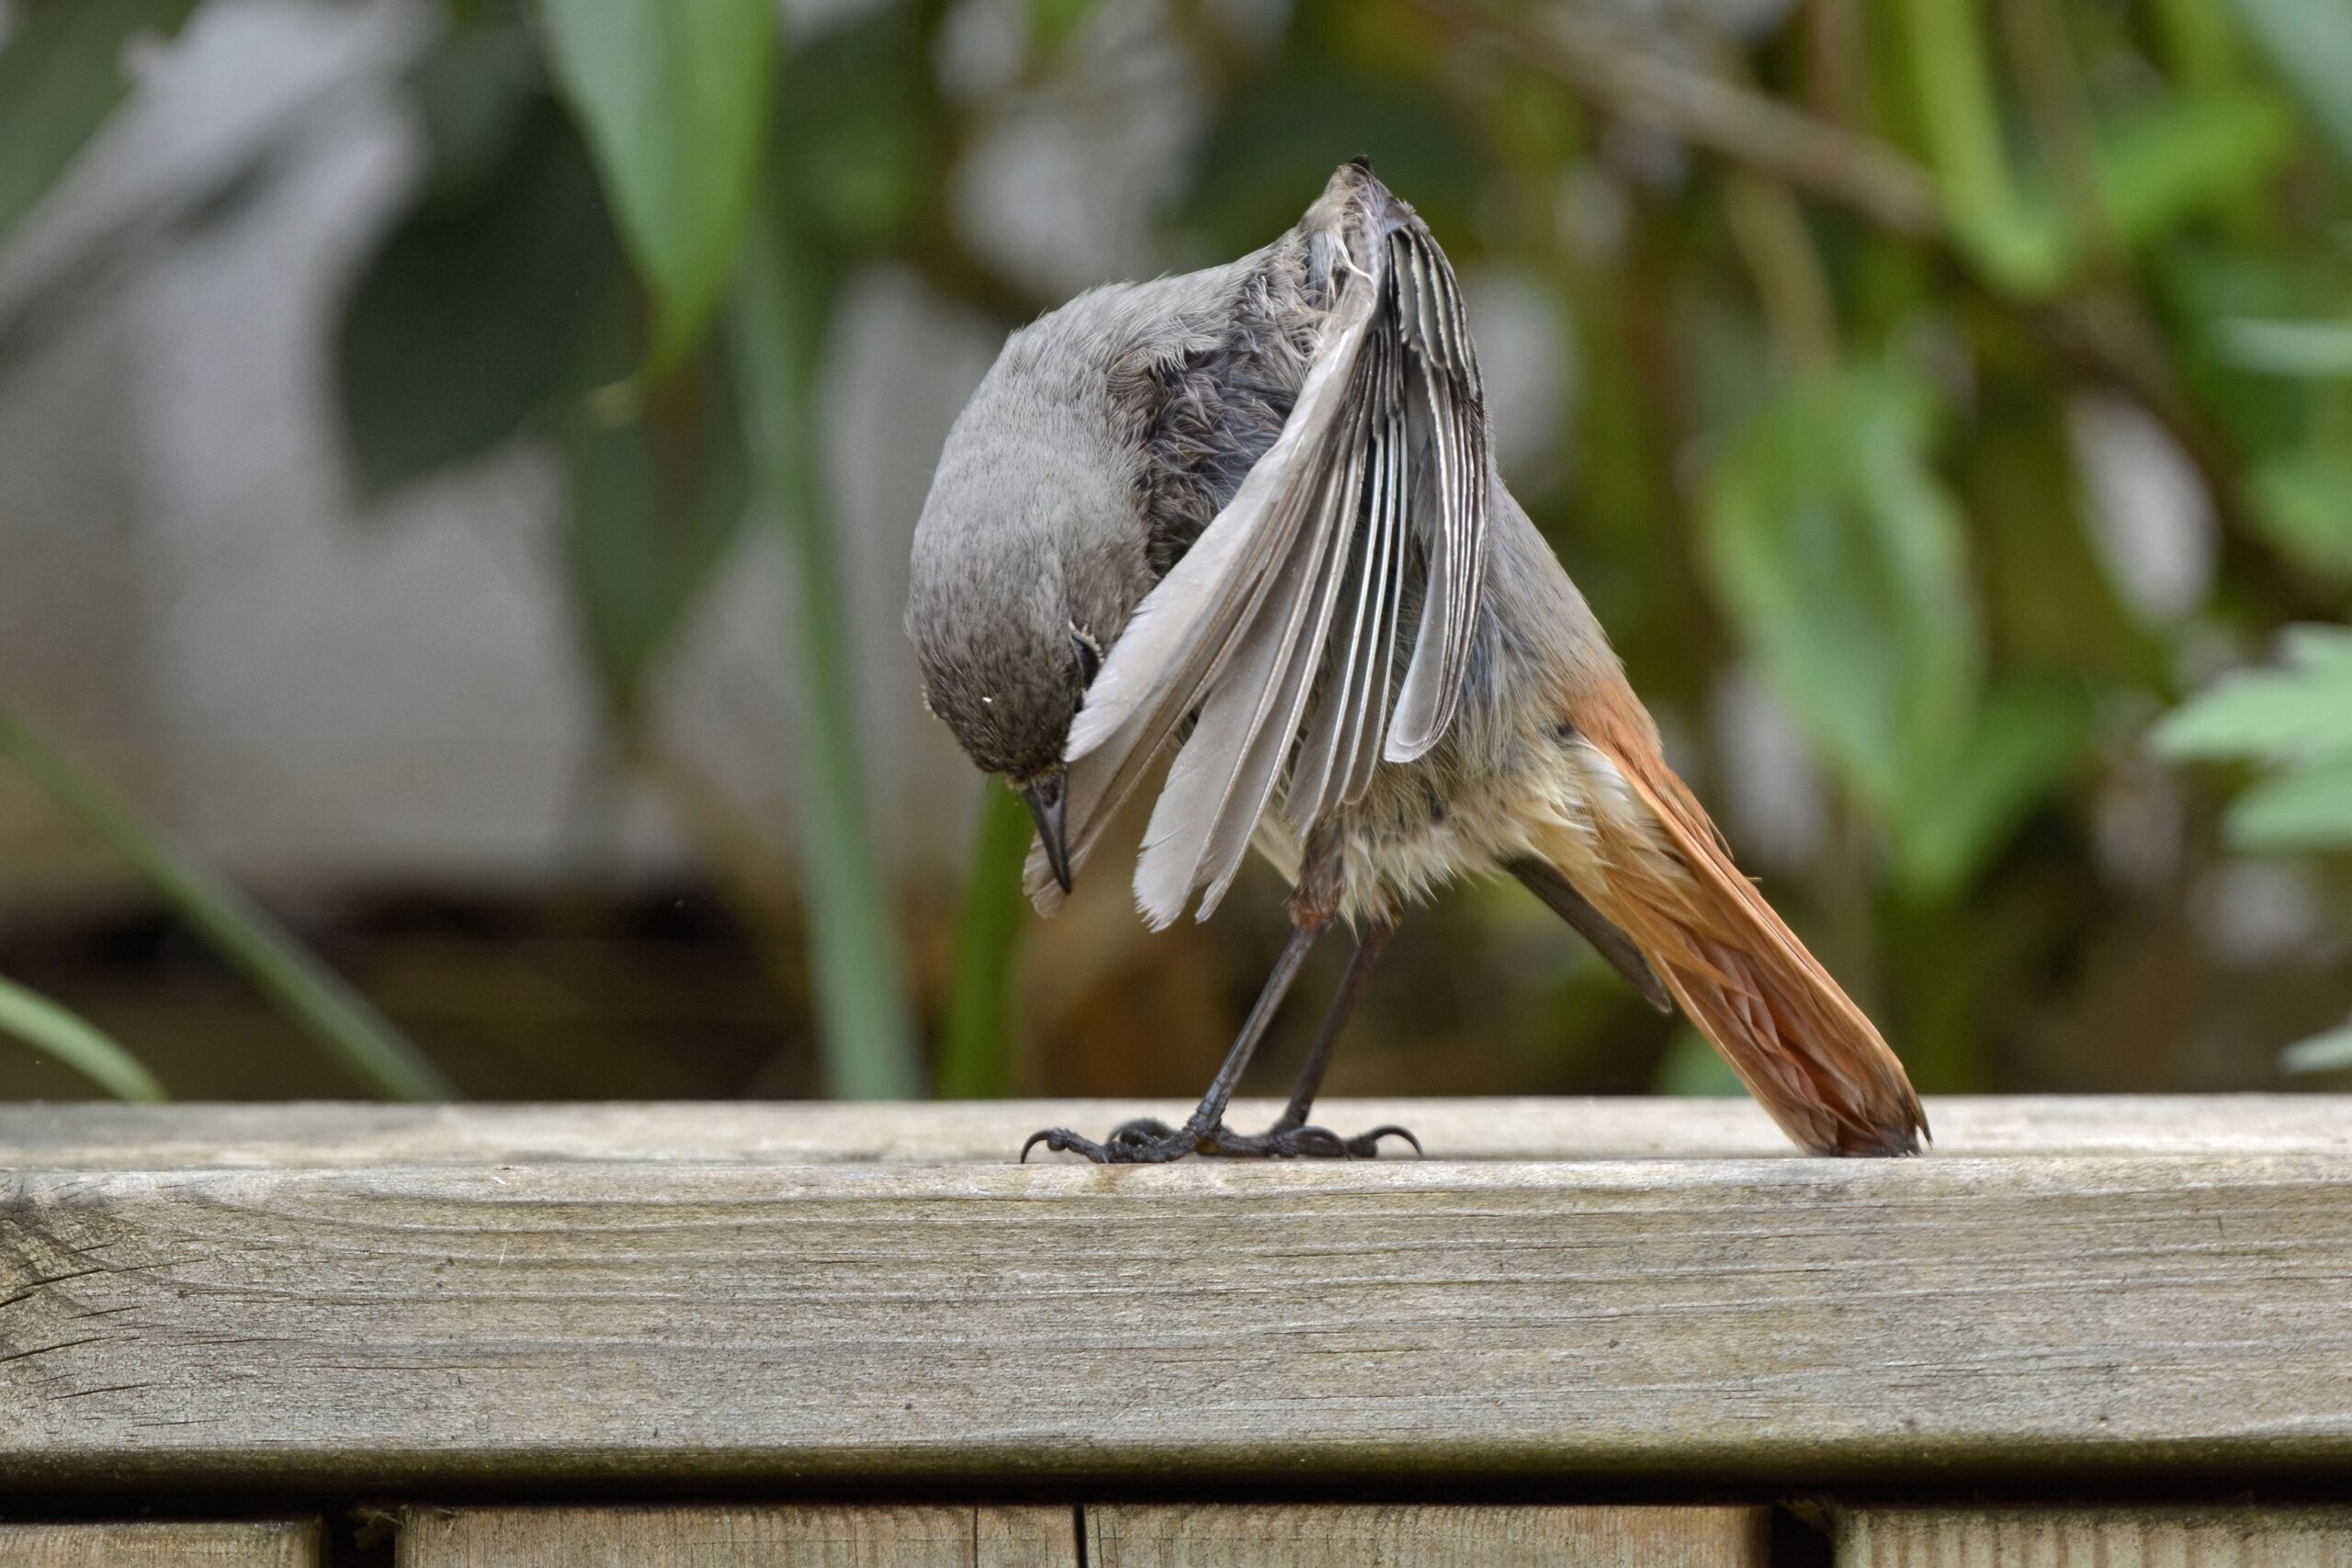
top-left (906, 160), bottom-right (1926, 1162)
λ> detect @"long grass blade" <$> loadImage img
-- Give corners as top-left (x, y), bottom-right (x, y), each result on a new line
top-left (935, 783), bottom-right (1034, 1099)
top-left (0, 973), bottom-right (164, 1101)
top-left (0, 704), bottom-right (451, 1100)
top-left (724, 202), bottom-right (923, 1100)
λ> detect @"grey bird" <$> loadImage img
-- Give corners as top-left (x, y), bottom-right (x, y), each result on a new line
top-left (908, 161), bottom-right (1926, 1161)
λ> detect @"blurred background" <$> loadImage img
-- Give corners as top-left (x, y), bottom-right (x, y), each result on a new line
top-left (1, 0), bottom-right (2347, 1111)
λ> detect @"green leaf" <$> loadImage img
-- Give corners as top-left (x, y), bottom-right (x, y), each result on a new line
top-left (554, 366), bottom-right (752, 712)
top-left (538, 0), bottom-right (777, 376)
top-left (1702, 367), bottom-right (1982, 818)
top-left (0, 974), bottom-right (164, 1102)
top-left (935, 783), bottom-right (1035, 1100)
top-left (2220, 319), bottom-right (2352, 379)
top-left (2249, 446), bottom-right (2352, 577)
top-left (2159, 627), bottom-right (2352, 855)
top-left (2283, 1018), bottom-right (2352, 1074)
top-left (403, 15), bottom-right (548, 209)
top-left (2153, 625), bottom-right (2352, 761)
top-left (1891, 676), bottom-right (2098, 898)
top-left (2224, 751), bottom-right (2352, 851)
top-left (2154, 242), bottom-right (2329, 458)
top-left (778, 11), bottom-right (935, 259)
top-left (1945, 89), bottom-right (2294, 294)
top-left (0, 0), bottom-right (198, 242)
top-left (0, 705), bottom-right (451, 1101)
top-left (2282, 623), bottom-right (2352, 671)
top-left (2091, 88), bottom-right (2298, 250)
top-left (337, 100), bottom-right (627, 501)
top-left (1894, 0), bottom-right (2067, 296)
top-left (2228, 0), bottom-right (2352, 166)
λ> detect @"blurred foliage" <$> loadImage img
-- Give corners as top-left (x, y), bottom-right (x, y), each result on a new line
top-left (2158, 625), bottom-right (2352, 852)
top-left (539, 0), bottom-right (775, 376)
top-left (1702, 366), bottom-right (1979, 842)
top-left (727, 197), bottom-right (924, 1098)
top-left (0, 0), bottom-right (198, 235)
top-left (2284, 1021), bottom-right (2352, 1074)
top-left (937, 784), bottom-right (1038, 1100)
top-left (0, 973), bottom-right (164, 1101)
top-left (5, 0), bottom-right (2350, 1101)
top-left (0, 2), bottom-right (455, 1102)
top-left (2159, 621), bottom-right (2352, 1075)
top-left (0, 705), bottom-right (449, 1100)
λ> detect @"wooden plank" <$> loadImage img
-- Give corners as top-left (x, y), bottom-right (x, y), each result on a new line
top-left (0, 1521), bottom-right (319, 1565)
top-left (6, 1155), bottom-right (2350, 1493)
top-left (3, 1096), bottom-right (2346, 1167)
top-left (1838, 1509), bottom-right (2352, 1565)
top-left (1086, 1506), bottom-right (1768, 1567)
top-left (398, 1506), bottom-right (1076, 1567)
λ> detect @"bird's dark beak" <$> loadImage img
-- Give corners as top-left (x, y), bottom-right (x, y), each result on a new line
top-left (1022, 774), bottom-right (1073, 894)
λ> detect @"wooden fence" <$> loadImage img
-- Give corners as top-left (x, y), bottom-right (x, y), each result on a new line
top-left (3, 1097), bottom-right (2346, 1562)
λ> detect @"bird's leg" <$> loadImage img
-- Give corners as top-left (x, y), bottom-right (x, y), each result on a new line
top-left (1198, 919), bottom-right (1418, 1158)
top-left (1023, 917), bottom-right (1326, 1165)
top-left (1023, 829), bottom-right (1416, 1164)
top-left (1270, 919), bottom-right (1393, 1131)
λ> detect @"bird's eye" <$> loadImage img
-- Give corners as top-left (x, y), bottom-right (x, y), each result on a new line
top-left (1071, 626), bottom-right (1102, 686)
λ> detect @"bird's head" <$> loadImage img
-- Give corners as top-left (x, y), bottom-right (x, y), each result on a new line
top-left (906, 323), bottom-right (1149, 889)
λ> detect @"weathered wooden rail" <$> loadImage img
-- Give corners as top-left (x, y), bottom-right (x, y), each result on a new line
top-left (3, 1097), bottom-right (2347, 1563)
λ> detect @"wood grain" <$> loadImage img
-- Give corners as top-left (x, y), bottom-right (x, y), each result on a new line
top-left (6, 1152), bottom-right (2351, 1493)
top-left (397, 1506), bottom-right (1076, 1567)
top-left (3, 1097), bottom-right (2345, 1168)
top-left (1838, 1509), bottom-right (2352, 1566)
top-left (0, 1521), bottom-right (319, 1564)
top-left (1085, 1506), bottom-right (1768, 1567)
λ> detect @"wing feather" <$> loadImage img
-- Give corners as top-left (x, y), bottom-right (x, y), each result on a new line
top-left (1046, 166), bottom-right (1490, 920)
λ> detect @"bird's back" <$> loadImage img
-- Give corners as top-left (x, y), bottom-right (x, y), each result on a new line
top-left (999, 236), bottom-right (1322, 582)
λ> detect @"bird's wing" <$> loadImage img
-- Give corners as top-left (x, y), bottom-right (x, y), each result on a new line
top-left (1037, 171), bottom-right (1489, 926)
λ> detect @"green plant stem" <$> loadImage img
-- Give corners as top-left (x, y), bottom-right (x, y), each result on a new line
top-left (725, 210), bottom-right (924, 1101)
top-left (2156, 0), bottom-right (2245, 89)
top-left (1900, 0), bottom-right (2015, 223)
top-left (0, 705), bottom-right (451, 1100)
top-left (0, 974), bottom-right (165, 1101)
top-left (936, 784), bottom-right (1035, 1099)
top-left (1896, 0), bottom-right (2063, 293)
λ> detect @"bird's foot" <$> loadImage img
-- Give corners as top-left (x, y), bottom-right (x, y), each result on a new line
top-left (1020, 1115), bottom-right (1420, 1164)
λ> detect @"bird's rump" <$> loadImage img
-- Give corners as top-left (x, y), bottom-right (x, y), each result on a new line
top-left (1035, 165), bottom-right (1492, 926)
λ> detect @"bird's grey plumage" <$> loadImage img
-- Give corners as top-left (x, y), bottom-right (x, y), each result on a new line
top-left (1063, 170), bottom-right (1492, 926)
top-left (909, 160), bottom-right (1928, 1159)
top-left (908, 244), bottom-right (1303, 788)
top-left (910, 163), bottom-right (1613, 930)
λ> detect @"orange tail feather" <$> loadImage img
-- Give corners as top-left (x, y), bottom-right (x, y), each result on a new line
top-left (1545, 710), bottom-right (1927, 1156)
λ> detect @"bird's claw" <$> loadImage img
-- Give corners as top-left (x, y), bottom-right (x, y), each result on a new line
top-left (1347, 1122), bottom-right (1422, 1157)
top-left (1019, 1117), bottom-right (1422, 1163)
top-left (1230, 1122), bottom-right (1420, 1158)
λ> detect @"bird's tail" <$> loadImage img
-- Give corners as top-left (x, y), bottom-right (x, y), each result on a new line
top-left (1533, 716), bottom-right (1927, 1157)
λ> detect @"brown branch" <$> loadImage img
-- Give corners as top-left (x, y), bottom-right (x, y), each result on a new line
top-left (1411, 0), bottom-right (1942, 239)
top-left (1724, 172), bottom-right (1841, 375)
